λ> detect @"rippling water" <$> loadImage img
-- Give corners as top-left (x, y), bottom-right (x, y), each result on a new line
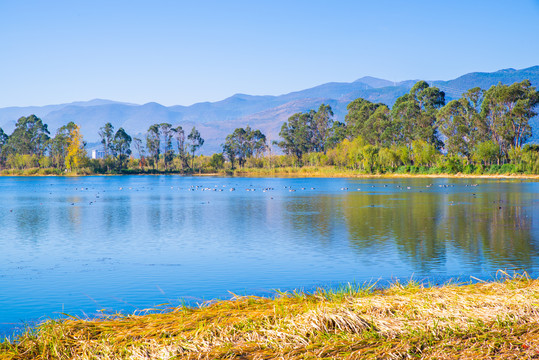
top-left (1, 176), bottom-right (538, 336)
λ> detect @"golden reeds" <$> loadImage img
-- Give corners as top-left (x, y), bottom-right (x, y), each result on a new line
top-left (2, 273), bottom-right (539, 359)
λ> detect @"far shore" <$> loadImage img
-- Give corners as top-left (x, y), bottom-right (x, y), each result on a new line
top-left (2, 169), bottom-right (539, 180)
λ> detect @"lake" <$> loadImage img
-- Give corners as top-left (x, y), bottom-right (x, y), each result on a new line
top-left (1, 175), bottom-right (538, 337)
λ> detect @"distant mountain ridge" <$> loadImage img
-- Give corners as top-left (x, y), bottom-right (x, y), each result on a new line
top-left (1, 66), bottom-right (538, 153)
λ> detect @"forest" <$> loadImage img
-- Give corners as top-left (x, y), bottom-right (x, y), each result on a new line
top-left (0, 79), bottom-right (538, 175)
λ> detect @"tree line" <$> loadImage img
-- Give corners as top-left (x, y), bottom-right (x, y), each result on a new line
top-left (0, 79), bottom-right (537, 175)
top-left (272, 79), bottom-right (539, 174)
top-left (0, 117), bottom-right (206, 174)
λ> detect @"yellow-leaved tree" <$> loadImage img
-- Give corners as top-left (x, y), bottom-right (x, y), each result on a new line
top-left (65, 124), bottom-right (87, 171)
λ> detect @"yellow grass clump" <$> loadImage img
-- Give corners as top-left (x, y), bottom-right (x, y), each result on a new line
top-left (1, 273), bottom-right (539, 359)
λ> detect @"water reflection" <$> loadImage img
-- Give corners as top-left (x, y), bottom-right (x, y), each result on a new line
top-left (338, 185), bottom-right (538, 272)
top-left (1, 176), bottom-right (538, 337)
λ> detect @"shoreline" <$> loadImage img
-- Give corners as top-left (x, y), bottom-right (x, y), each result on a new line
top-left (1, 170), bottom-right (539, 180)
top-left (1, 275), bottom-right (537, 359)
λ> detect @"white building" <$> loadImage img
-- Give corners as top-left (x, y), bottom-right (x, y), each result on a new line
top-left (91, 149), bottom-right (106, 159)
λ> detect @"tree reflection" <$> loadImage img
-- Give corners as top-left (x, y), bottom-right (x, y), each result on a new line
top-left (339, 188), bottom-right (538, 273)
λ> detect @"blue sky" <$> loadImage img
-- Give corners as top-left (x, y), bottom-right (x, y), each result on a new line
top-left (1, 0), bottom-right (538, 107)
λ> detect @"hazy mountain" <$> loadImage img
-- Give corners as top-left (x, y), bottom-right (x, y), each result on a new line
top-left (432, 66), bottom-right (539, 100)
top-left (354, 76), bottom-right (396, 88)
top-left (1, 66), bottom-right (538, 154)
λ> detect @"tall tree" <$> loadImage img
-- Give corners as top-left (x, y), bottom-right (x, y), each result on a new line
top-left (391, 81), bottom-right (445, 147)
top-left (146, 124), bottom-right (161, 169)
top-left (247, 126), bottom-right (267, 158)
top-left (311, 104), bottom-right (334, 152)
top-left (436, 88), bottom-right (486, 160)
top-left (174, 125), bottom-right (189, 170)
top-left (187, 127), bottom-right (204, 169)
top-left (437, 100), bottom-right (470, 158)
top-left (98, 123), bottom-right (115, 158)
top-left (133, 137), bottom-right (144, 158)
top-left (481, 80), bottom-right (539, 157)
top-left (50, 122), bottom-right (77, 169)
top-left (0, 127), bottom-right (8, 167)
top-left (223, 126), bottom-right (267, 168)
top-left (113, 128), bottom-right (132, 170)
top-left (6, 115), bottom-right (50, 156)
top-left (223, 127), bottom-right (247, 168)
top-left (277, 111), bottom-right (314, 161)
top-left (160, 123), bottom-right (174, 170)
top-left (345, 98), bottom-right (382, 139)
top-left (364, 105), bottom-right (395, 147)
top-left (326, 121), bottom-right (347, 149)
top-left (65, 124), bottom-right (87, 171)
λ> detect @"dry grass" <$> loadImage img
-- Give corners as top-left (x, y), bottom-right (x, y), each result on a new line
top-left (2, 273), bottom-right (539, 359)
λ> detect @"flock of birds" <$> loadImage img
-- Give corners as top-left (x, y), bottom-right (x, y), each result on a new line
top-left (5, 182), bottom-right (483, 212)
top-left (73, 182), bottom-right (481, 196)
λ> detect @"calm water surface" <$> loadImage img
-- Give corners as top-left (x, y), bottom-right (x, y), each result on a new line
top-left (1, 176), bottom-right (538, 336)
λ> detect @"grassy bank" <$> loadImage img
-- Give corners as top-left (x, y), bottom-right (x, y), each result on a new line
top-left (3, 165), bottom-right (539, 180)
top-left (2, 274), bottom-right (538, 359)
top-left (230, 166), bottom-right (539, 179)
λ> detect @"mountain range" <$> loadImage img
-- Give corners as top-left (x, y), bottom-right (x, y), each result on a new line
top-left (1, 66), bottom-right (538, 154)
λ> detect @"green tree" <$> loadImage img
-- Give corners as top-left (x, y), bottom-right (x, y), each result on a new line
top-left (146, 124), bottom-right (161, 169)
top-left (326, 121), bottom-right (347, 149)
top-left (437, 100), bottom-right (471, 158)
top-left (360, 144), bottom-right (379, 173)
top-left (174, 125), bottom-right (189, 170)
top-left (391, 81), bottom-right (445, 147)
top-left (277, 111), bottom-right (314, 162)
top-left (158, 123), bottom-right (174, 170)
top-left (98, 122), bottom-right (115, 158)
top-left (6, 115), bottom-right (50, 156)
top-left (223, 127), bottom-right (247, 168)
top-left (0, 127), bottom-right (8, 167)
top-left (412, 140), bottom-right (437, 167)
top-left (113, 128), bottom-right (132, 170)
top-left (481, 80), bottom-right (539, 158)
top-left (378, 147), bottom-right (399, 171)
top-left (311, 104), bottom-right (334, 152)
top-left (365, 105), bottom-right (396, 146)
top-left (50, 122), bottom-right (78, 169)
top-left (223, 126), bottom-right (267, 168)
top-left (345, 98), bottom-right (381, 139)
top-left (472, 140), bottom-right (500, 166)
top-left (222, 141), bottom-right (238, 169)
top-left (209, 153), bottom-right (225, 169)
top-left (187, 127), bottom-right (204, 169)
top-left (133, 137), bottom-right (144, 159)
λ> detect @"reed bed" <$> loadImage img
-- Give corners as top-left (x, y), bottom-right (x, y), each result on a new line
top-left (1, 273), bottom-right (539, 359)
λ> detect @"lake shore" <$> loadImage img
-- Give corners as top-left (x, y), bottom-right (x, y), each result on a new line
top-left (2, 275), bottom-right (537, 359)
top-left (2, 166), bottom-right (539, 180)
